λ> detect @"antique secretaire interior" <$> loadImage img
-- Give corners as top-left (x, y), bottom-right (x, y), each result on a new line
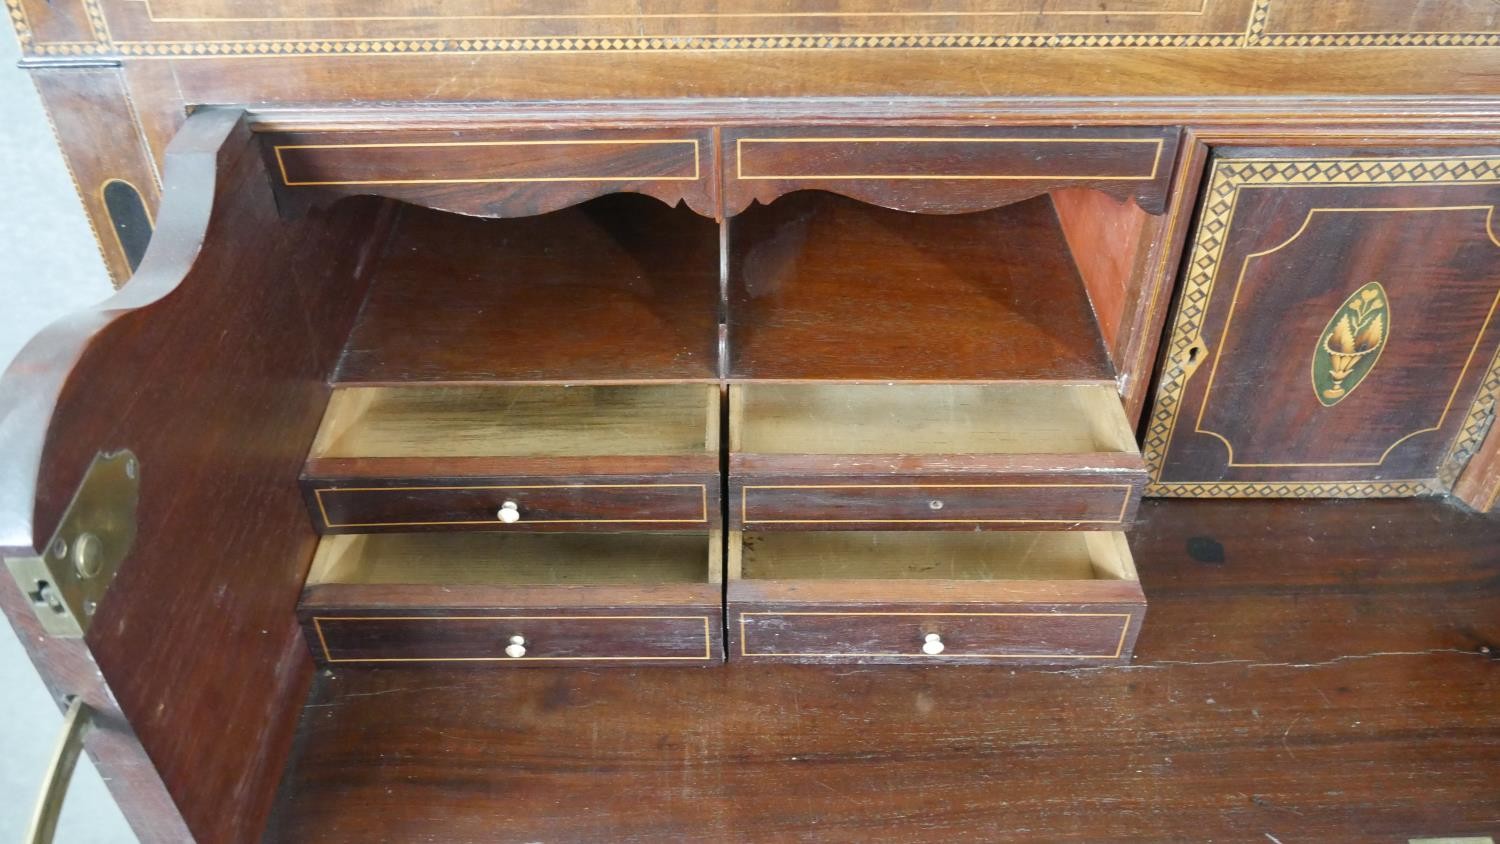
top-left (1, 1), bottom-right (1498, 841)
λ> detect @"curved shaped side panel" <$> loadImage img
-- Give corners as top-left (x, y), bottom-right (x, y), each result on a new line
top-left (0, 108), bottom-right (388, 842)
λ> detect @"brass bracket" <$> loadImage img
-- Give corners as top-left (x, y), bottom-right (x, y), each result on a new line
top-left (26, 696), bottom-right (97, 844)
top-left (5, 451), bottom-right (139, 638)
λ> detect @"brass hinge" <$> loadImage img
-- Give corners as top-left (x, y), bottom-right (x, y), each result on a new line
top-left (5, 451), bottom-right (139, 638)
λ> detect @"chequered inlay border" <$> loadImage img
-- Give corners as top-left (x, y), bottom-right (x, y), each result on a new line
top-left (1144, 155), bottom-right (1500, 499)
top-left (8, 0), bottom-right (1500, 57)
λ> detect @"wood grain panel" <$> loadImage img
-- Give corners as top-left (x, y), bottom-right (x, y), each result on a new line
top-left (30, 67), bottom-right (162, 285)
top-left (736, 606), bottom-right (1138, 662)
top-left (726, 192), bottom-right (1115, 382)
top-left (334, 195), bottom-right (720, 384)
top-left (727, 531), bottom-right (1145, 664)
top-left (308, 612), bottom-right (720, 665)
top-left (80, 0), bottom-right (1256, 57)
top-left (265, 498), bottom-right (1500, 841)
top-left (1260, 1), bottom-right (1500, 38)
top-left (298, 531), bottom-right (723, 666)
top-left (724, 126), bottom-right (1179, 214)
top-left (728, 383), bottom-right (1145, 529)
top-left (734, 476), bottom-right (1140, 530)
top-left (1052, 186), bottom-right (1158, 367)
top-left (1146, 149), bottom-right (1500, 497)
top-left (265, 128), bottom-right (714, 219)
top-left (0, 110), bottom-right (385, 842)
top-left (305, 477), bottom-right (716, 532)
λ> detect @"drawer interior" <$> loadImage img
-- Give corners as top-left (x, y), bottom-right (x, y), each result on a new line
top-left (308, 531), bottom-right (721, 588)
top-left (730, 382), bottom-right (1137, 457)
top-left (311, 383), bottom-right (719, 460)
top-left (730, 531), bottom-right (1136, 584)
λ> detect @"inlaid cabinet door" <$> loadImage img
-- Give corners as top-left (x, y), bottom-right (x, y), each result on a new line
top-left (1145, 149), bottom-right (1500, 497)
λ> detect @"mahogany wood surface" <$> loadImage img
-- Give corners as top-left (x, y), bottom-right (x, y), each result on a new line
top-left (299, 531), bottom-right (723, 667)
top-left (729, 469), bottom-right (1143, 531)
top-left (1051, 185), bottom-right (1155, 369)
top-left (334, 193), bottom-right (721, 385)
top-left (1146, 147), bottom-right (1500, 495)
top-left (267, 498), bottom-right (1500, 841)
top-left (730, 597), bottom-right (1143, 665)
top-left (722, 125), bottom-right (1180, 216)
top-left (302, 470), bottom-right (719, 534)
top-left (265, 126), bottom-right (717, 220)
top-left (727, 192), bottom-right (1114, 383)
top-left (0, 110), bottom-right (385, 842)
top-left (303, 606), bottom-right (724, 667)
top-left (28, 66), bottom-right (163, 285)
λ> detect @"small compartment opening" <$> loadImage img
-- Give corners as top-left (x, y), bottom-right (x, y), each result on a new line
top-left (730, 531), bottom-right (1136, 583)
top-left (307, 531), bottom-right (722, 588)
top-left (727, 189), bottom-right (1148, 382)
top-left (335, 192), bottom-right (721, 385)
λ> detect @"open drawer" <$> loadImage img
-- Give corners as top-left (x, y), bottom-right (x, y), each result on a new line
top-left (304, 384), bottom-right (721, 533)
top-left (727, 530), bottom-right (1144, 664)
top-left (299, 531), bottom-right (723, 666)
top-left (728, 383), bottom-right (1146, 530)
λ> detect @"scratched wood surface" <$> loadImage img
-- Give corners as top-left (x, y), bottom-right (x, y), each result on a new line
top-left (267, 498), bottom-right (1500, 841)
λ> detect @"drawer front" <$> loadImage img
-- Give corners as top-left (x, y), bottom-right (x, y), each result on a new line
top-left (310, 481), bottom-right (712, 532)
top-left (263, 127), bottom-right (715, 218)
top-left (736, 480), bottom-right (1139, 529)
top-left (1144, 149), bottom-right (1500, 498)
top-left (735, 609), bottom-right (1138, 664)
top-left (310, 613), bottom-right (718, 665)
top-left (724, 126), bottom-right (1179, 214)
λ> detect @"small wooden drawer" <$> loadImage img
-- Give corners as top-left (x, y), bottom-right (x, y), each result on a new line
top-left (729, 383), bottom-right (1146, 530)
top-left (263, 126), bottom-right (716, 219)
top-left (728, 531), bottom-right (1144, 665)
top-left (298, 531), bottom-right (724, 667)
top-left (304, 384), bottom-right (720, 533)
top-left (723, 126), bottom-right (1180, 214)
top-left (309, 615), bottom-right (717, 665)
top-left (310, 481), bottom-right (711, 532)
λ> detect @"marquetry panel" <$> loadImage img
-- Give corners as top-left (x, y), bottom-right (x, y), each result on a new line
top-left (14, 0), bottom-right (1500, 58)
top-left (30, 67), bottom-right (161, 285)
top-left (1145, 150), bottom-right (1500, 498)
top-left (1253, 1), bottom-right (1500, 47)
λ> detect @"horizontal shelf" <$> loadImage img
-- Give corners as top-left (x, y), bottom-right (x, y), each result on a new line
top-left (732, 531), bottom-right (1136, 583)
top-left (310, 384), bottom-right (718, 459)
top-left (727, 192), bottom-right (1114, 382)
top-left (730, 382), bottom-right (1137, 456)
top-left (334, 194), bottom-right (720, 384)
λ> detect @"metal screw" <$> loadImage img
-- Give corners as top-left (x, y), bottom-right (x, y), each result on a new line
top-left (36, 583), bottom-right (65, 615)
top-left (49, 538), bottom-right (68, 559)
top-left (928, 500), bottom-right (945, 511)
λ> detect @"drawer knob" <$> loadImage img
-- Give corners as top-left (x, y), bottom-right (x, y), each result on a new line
top-left (922, 633), bottom-right (945, 656)
top-left (505, 635), bottom-right (526, 658)
top-left (497, 501), bottom-right (521, 524)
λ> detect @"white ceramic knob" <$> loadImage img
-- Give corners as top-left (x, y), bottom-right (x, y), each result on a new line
top-left (505, 635), bottom-right (526, 658)
top-left (922, 633), bottom-right (945, 655)
top-left (497, 501), bottom-right (521, 524)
